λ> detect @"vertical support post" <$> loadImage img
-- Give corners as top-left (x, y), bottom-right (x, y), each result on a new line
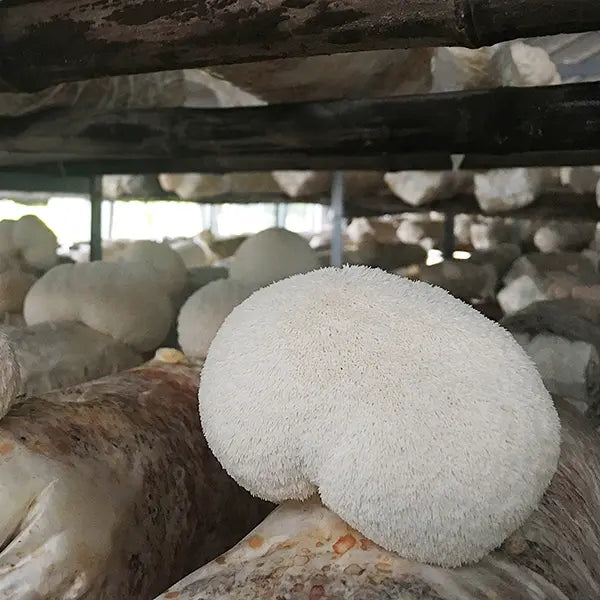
top-left (442, 211), bottom-right (455, 260)
top-left (89, 175), bottom-right (103, 261)
top-left (275, 203), bottom-right (287, 228)
top-left (107, 200), bottom-right (115, 240)
top-left (320, 203), bottom-right (329, 231)
top-left (209, 205), bottom-right (218, 234)
top-left (200, 204), bottom-right (210, 231)
top-left (330, 171), bottom-right (345, 268)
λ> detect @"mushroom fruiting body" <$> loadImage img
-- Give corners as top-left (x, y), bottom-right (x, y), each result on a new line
top-left (178, 279), bottom-right (253, 359)
top-left (112, 240), bottom-right (188, 298)
top-left (0, 216), bottom-right (58, 271)
top-left (384, 171), bottom-right (472, 207)
top-left (158, 173), bottom-right (229, 200)
top-left (229, 228), bottom-right (320, 289)
top-left (474, 168), bottom-right (545, 212)
top-left (199, 266), bottom-right (560, 567)
top-left (170, 239), bottom-right (213, 269)
top-left (23, 262), bottom-right (173, 352)
top-left (491, 40), bottom-right (561, 87)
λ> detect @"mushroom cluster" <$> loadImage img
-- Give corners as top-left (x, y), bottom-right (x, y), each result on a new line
top-left (24, 261), bottom-right (173, 352)
top-left (177, 227), bottom-right (319, 359)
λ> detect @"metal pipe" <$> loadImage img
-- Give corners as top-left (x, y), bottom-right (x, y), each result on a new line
top-left (275, 203), bottom-right (287, 228)
top-left (330, 172), bottom-right (345, 268)
top-left (209, 205), bottom-right (218, 234)
top-left (442, 211), bottom-right (455, 259)
top-left (107, 200), bottom-right (115, 240)
top-left (89, 176), bottom-right (103, 261)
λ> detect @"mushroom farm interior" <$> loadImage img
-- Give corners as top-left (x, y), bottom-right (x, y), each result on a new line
top-left (2, 2), bottom-right (600, 599)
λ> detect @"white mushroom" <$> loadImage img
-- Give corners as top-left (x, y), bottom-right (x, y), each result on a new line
top-left (396, 217), bottom-right (444, 248)
top-left (469, 218), bottom-right (520, 250)
top-left (498, 252), bottom-right (600, 314)
top-left (229, 227), bottom-right (320, 289)
top-left (560, 166), bottom-right (600, 194)
top-left (23, 262), bottom-right (173, 352)
top-left (474, 168), bottom-right (546, 213)
top-left (490, 40), bottom-right (561, 87)
top-left (533, 222), bottom-right (596, 253)
top-left (0, 215), bottom-right (58, 271)
top-left (159, 173), bottom-right (279, 200)
top-left (199, 266), bottom-right (560, 567)
top-left (271, 171), bottom-right (331, 197)
top-left (112, 240), bottom-right (188, 298)
top-left (383, 171), bottom-right (472, 207)
top-left (170, 239), bottom-right (213, 268)
top-left (178, 279), bottom-right (253, 359)
top-left (158, 173), bottom-right (229, 200)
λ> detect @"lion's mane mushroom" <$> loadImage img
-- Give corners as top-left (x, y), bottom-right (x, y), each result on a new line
top-left (199, 265), bottom-right (560, 567)
top-left (229, 228), bottom-right (320, 290)
top-left (0, 216), bottom-right (58, 271)
top-left (171, 239), bottom-right (214, 269)
top-left (178, 279), bottom-right (253, 359)
top-left (23, 262), bottom-right (173, 352)
top-left (0, 332), bottom-right (20, 419)
top-left (112, 240), bottom-right (188, 298)
top-left (11, 215), bottom-right (59, 271)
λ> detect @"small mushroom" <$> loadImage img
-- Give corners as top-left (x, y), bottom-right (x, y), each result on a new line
top-left (229, 228), bottom-right (320, 290)
top-left (178, 279), bottom-right (253, 359)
